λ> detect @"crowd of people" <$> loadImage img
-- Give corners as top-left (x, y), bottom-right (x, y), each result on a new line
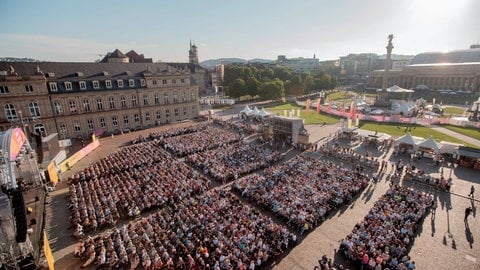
top-left (233, 155), bottom-right (369, 232)
top-left (318, 144), bottom-right (380, 171)
top-left (68, 141), bottom-right (211, 233)
top-left (340, 185), bottom-right (433, 270)
top-left (161, 126), bottom-right (242, 157)
top-left (76, 189), bottom-right (296, 269)
top-left (187, 141), bottom-right (282, 182)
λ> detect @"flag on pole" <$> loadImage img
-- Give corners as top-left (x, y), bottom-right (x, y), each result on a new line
top-left (316, 98), bottom-right (321, 113)
top-left (305, 99), bottom-right (311, 113)
top-left (349, 101), bottom-right (356, 119)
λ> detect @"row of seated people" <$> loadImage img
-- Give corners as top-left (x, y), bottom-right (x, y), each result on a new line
top-left (161, 126), bottom-right (242, 157)
top-left (68, 141), bottom-right (211, 232)
top-left (186, 140), bottom-right (282, 182)
top-left (67, 142), bottom-right (170, 184)
top-left (232, 155), bottom-right (369, 232)
top-left (213, 118), bottom-right (259, 135)
top-left (340, 185), bottom-right (433, 270)
top-left (76, 190), bottom-right (296, 269)
top-left (318, 145), bottom-right (380, 170)
top-left (134, 123), bottom-right (210, 144)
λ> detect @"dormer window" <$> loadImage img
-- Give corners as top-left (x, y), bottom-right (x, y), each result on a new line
top-left (49, 82), bottom-right (58, 92)
top-left (105, 80), bottom-right (112, 89)
top-left (117, 80), bottom-right (124, 88)
top-left (93, 80), bottom-right (100, 89)
top-left (79, 81), bottom-right (87, 90)
top-left (65, 81), bottom-right (73, 91)
top-left (129, 79), bottom-right (135, 87)
top-left (140, 79), bottom-right (146, 87)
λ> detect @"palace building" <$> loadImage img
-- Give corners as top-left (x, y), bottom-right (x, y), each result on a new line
top-left (0, 45), bottom-right (204, 140)
top-left (368, 45), bottom-right (480, 94)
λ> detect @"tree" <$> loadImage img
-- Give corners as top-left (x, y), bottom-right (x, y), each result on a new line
top-left (273, 67), bottom-right (293, 81)
top-left (259, 78), bottom-right (284, 100)
top-left (303, 73), bottom-right (315, 93)
top-left (245, 77), bottom-right (260, 98)
top-left (288, 75), bottom-right (303, 96)
top-left (226, 78), bottom-right (246, 98)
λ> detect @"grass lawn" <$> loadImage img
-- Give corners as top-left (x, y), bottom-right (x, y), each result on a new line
top-left (358, 121), bottom-right (478, 148)
top-left (443, 106), bottom-right (466, 116)
top-left (265, 103), bottom-right (339, 125)
top-left (326, 91), bottom-right (351, 101)
top-left (443, 125), bottom-right (480, 141)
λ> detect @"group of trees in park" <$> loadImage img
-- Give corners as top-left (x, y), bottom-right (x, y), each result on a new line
top-left (223, 65), bottom-right (337, 100)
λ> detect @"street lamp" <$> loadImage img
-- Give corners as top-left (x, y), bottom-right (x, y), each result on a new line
top-left (17, 110), bottom-right (28, 137)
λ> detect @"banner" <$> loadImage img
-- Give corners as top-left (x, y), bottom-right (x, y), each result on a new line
top-left (349, 101), bottom-right (356, 120)
top-left (43, 231), bottom-right (55, 270)
top-left (59, 138), bottom-right (100, 172)
top-left (47, 161), bottom-right (58, 185)
top-left (305, 99), bottom-right (311, 113)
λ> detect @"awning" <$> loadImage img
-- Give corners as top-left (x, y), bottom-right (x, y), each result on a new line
top-left (457, 148), bottom-right (480, 159)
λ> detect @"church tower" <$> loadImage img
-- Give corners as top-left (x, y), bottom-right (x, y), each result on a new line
top-left (189, 41), bottom-right (199, 65)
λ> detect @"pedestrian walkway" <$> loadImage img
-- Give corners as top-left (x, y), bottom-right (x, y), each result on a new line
top-left (430, 125), bottom-right (480, 147)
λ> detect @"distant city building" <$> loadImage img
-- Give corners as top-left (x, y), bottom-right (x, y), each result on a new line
top-left (339, 53), bottom-right (414, 80)
top-left (0, 45), bottom-right (203, 140)
top-left (169, 42), bottom-right (208, 95)
top-left (276, 55), bottom-right (320, 73)
top-left (211, 64), bottom-right (224, 93)
top-left (100, 49), bottom-right (130, 63)
top-left (369, 46), bottom-right (480, 94)
top-left (125, 50), bottom-right (153, 63)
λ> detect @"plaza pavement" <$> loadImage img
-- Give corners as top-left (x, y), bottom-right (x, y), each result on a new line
top-left (45, 104), bottom-right (479, 269)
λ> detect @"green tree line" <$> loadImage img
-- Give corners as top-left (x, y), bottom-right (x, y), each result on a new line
top-left (224, 65), bottom-right (337, 100)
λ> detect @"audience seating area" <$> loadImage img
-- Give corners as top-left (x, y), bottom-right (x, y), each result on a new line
top-left (76, 190), bottom-right (296, 269)
top-left (233, 155), bottom-right (369, 232)
top-left (340, 185), bottom-right (433, 270)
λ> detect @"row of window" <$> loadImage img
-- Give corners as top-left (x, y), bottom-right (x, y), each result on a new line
top-left (49, 78), bottom-right (144, 92)
top-left (4, 103), bottom-right (41, 120)
top-left (1, 85), bottom-right (35, 94)
top-left (58, 107), bottom-right (195, 134)
top-left (3, 91), bottom-right (197, 119)
top-left (48, 77), bottom-right (187, 92)
top-left (52, 92), bottom-right (196, 114)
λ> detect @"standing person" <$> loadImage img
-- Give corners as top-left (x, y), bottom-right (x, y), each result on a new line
top-left (468, 185), bottom-right (475, 198)
top-left (465, 207), bottom-right (473, 222)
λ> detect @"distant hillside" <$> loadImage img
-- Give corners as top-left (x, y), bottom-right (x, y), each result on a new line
top-left (201, 58), bottom-right (274, 68)
top-left (0, 57), bottom-right (40, 62)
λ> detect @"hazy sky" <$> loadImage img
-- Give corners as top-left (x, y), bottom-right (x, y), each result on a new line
top-left (1, 0), bottom-right (479, 62)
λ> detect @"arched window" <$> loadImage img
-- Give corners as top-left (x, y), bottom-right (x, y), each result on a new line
top-left (4, 104), bottom-right (17, 120)
top-left (33, 123), bottom-right (46, 135)
top-left (29, 102), bottom-right (41, 117)
top-left (53, 102), bottom-right (63, 115)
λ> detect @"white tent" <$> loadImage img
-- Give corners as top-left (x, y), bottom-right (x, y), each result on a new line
top-left (386, 85), bottom-right (414, 93)
top-left (240, 105), bottom-right (252, 114)
top-left (395, 133), bottom-right (418, 146)
top-left (251, 106), bottom-right (260, 115)
top-left (418, 136), bottom-right (442, 152)
top-left (258, 108), bottom-right (270, 117)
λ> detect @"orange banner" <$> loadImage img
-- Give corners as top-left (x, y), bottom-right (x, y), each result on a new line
top-left (47, 161), bottom-right (58, 185)
top-left (43, 231), bottom-right (55, 270)
top-left (305, 99), bottom-right (311, 113)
